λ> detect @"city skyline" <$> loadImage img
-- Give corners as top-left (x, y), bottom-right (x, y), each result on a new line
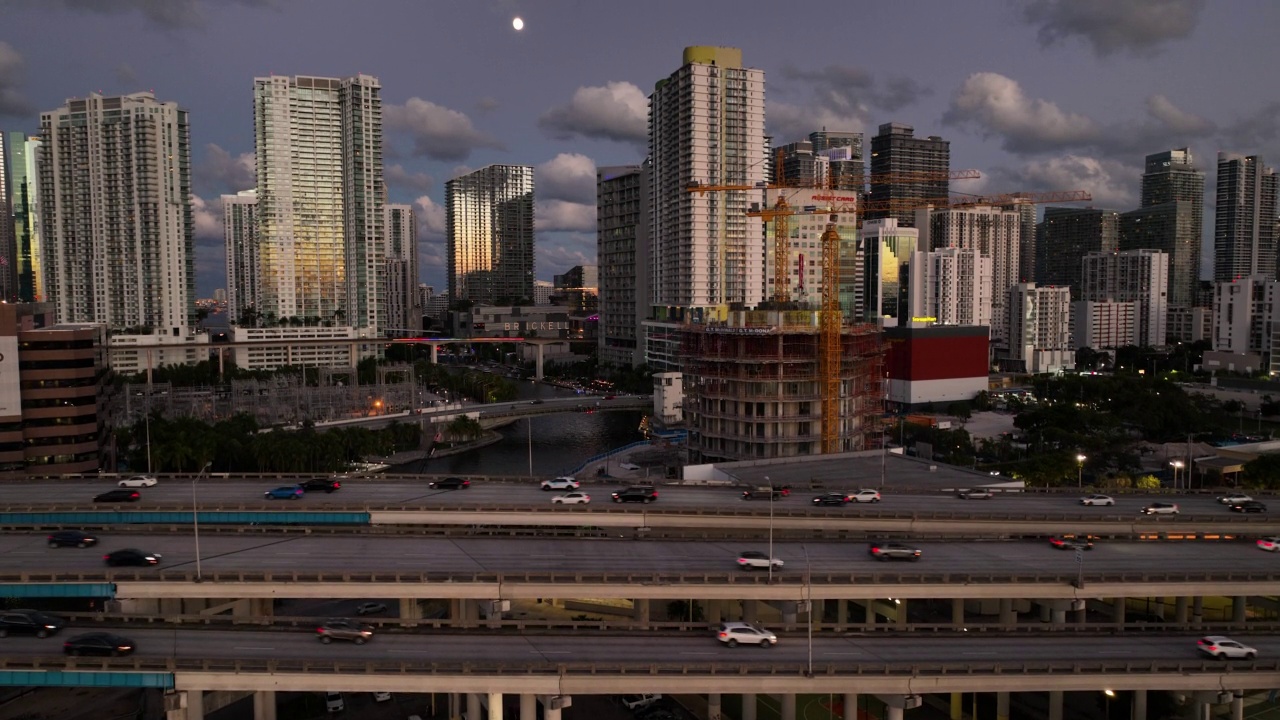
top-left (1, 0), bottom-right (1278, 297)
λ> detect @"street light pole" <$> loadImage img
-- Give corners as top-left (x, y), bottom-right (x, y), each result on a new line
top-left (1076, 454), bottom-right (1087, 489)
top-left (527, 418), bottom-right (533, 478)
top-left (192, 461), bottom-right (212, 582)
top-left (765, 475), bottom-right (774, 584)
top-left (803, 544), bottom-right (813, 677)
top-left (879, 426), bottom-right (887, 489)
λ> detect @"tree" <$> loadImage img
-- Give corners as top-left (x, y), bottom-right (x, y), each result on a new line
top-left (1243, 454), bottom-right (1280, 489)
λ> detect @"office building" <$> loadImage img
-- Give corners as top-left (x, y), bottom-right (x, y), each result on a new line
top-left (773, 131), bottom-right (863, 192)
top-left (867, 123), bottom-right (949, 228)
top-left (1007, 283), bottom-right (1073, 374)
top-left (1003, 195), bottom-right (1038, 286)
top-left (906, 247), bottom-right (992, 329)
top-left (383, 204), bottom-right (419, 335)
top-left (859, 218), bottom-right (918, 326)
top-left (254, 74), bottom-right (385, 331)
top-left (1119, 148), bottom-right (1204, 307)
top-left (1080, 249), bottom-right (1169, 348)
top-left (552, 264), bottom-right (598, 314)
top-left (223, 189), bottom-right (259, 327)
top-left (1213, 153), bottom-right (1278, 282)
top-left (38, 92), bottom-right (194, 334)
top-left (445, 164), bottom-right (535, 305)
top-left (3, 134), bottom-right (42, 303)
top-left (646, 46), bottom-right (766, 371)
top-left (1071, 301), bottom-right (1139, 350)
top-left (533, 279), bottom-right (553, 306)
top-left (917, 205), bottom-right (1020, 344)
top-left (1036, 207), bottom-right (1119, 297)
top-left (764, 188), bottom-right (858, 314)
top-left (597, 164), bottom-right (649, 369)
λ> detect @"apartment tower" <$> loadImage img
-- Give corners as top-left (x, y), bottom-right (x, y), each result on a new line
top-left (1119, 148), bottom-right (1204, 307)
top-left (445, 164), bottom-right (535, 304)
top-left (597, 164), bottom-right (650, 369)
top-left (1035, 207), bottom-right (1120, 297)
top-left (2, 133), bottom-right (42, 302)
top-left (383, 204), bottom-right (419, 334)
top-left (1213, 153), bottom-right (1278, 282)
top-left (253, 74), bottom-right (385, 331)
top-left (867, 123), bottom-right (949, 228)
top-left (38, 92), bottom-right (194, 333)
top-left (223, 189), bottom-right (259, 326)
top-left (917, 205), bottom-right (1021, 346)
top-left (1080, 249), bottom-right (1169, 348)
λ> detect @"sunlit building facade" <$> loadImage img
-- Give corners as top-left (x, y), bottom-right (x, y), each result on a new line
top-left (445, 164), bottom-right (535, 305)
top-left (859, 218), bottom-right (918, 326)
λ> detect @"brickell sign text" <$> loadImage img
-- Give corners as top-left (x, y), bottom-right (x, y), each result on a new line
top-left (0, 337), bottom-right (18, 416)
top-left (503, 322), bottom-right (569, 332)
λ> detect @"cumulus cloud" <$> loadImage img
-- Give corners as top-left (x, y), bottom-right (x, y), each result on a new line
top-left (196, 143), bottom-right (255, 195)
top-left (1144, 95), bottom-right (1213, 135)
top-left (189, 193), bottom-right (224, 246)
top-left (536, 153), bottom-right (596, 205)
top-left (413, 195), bottom-right (447, 238)
top-left (385, 98), bottom-right (503, 162)
top-left (1023, 0), bottom-right (1205, 57)
top-left (986, 155), bottom-right (1138, 209)
top-left (0, 41), bottom-right (33, 116)
top-left (1221, 102), bottom-right (1280, 158)
top-left (114, 62), bottom-right (138, 87)
top-left (536, 200), bottom-right (595, 233)
top-left (11, 0), bottom-right (284, 29)
top-left (538, 81), bottom-right (647, 144)
top-left (475, 97), bottom-right (499, 114)
top-left (944, 72), bottom-right (1101, 153)
top-left (768, 63), bottom-right (929, 142)
top-left (537, 232), bottom-right (596, 275)
top-left (385, 164), bottom-right (433, 195)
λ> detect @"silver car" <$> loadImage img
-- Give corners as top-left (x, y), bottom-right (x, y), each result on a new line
top-left (716, 622), bottom-right (777, 648)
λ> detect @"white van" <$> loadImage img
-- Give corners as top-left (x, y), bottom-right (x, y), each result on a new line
top-left (325, 692), bottom-right (344, 713)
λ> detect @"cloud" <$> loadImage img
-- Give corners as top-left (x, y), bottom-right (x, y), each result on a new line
top-left (536, 200), bottom-right (595, 233)
top-left (538, 81), bottom-right (647, 144)
top-left (768, 63), bottom-right (930, 143)
top-left (1221, 102), bottom-right (1280, 158)
top-left (414, 195), bottom-right (447, 276)
top-left (536, 153), bottom-right (596, 205)
top-left (189, 193), bottom-right (224, 246)
top-left (943, 72), bottom-right (1101, 153)
top-left (0, 41), bottom-right (33, 116)
top-left (196, 143), bottom-right (255, 195)
top-left (385, 164), bottom-right (433, 195)
top-left (114, 62), bottom-right (138, 87)
top-left (385, 98), bottom-right (503, 162)
top-left (537, 232), bottom-right (596, 276)
top-left (986, 155), bottom-right (1138, 209)
top-left (1022, 0), bottom-right (1206, 57)
top-left (475, 97), bottom-right (499, 114)
top-left (1143, 95), bottom-right (1214, 135)
top-left (17, 0), bottom-right (283, 30)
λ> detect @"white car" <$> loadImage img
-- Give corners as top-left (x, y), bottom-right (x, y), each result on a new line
top-left (541, 476), bottom-right (580, 491)
top-left (1197, 636), bottom-right (1257, 660)
top-left (324, 692), bottom-right (344, 713)
top-left (850, 489), bottom-right (881, 503)
top-left (736, 551), bottom-right (783, 570)
top-left (1080, 494), bottom-right (1115, 506)
top-left (619, 462), bottom-right (641, 471)
top-left (372, 692), bottom-right (392, 703)
top-left (1257, 537), bottom-right (1280, 552)
top-left (716, 621), bottom-right (778, 648)
top-left (118, 475), bottom-right (157, 488)
top-left (1219, 493), bottom-right (1253, 505)
top-left (552, 492), bottom-right (590, 505)
top-left (1142, 502), bottom-right (1179, 515)
top-left (621, 695), bottom-right (662, 711)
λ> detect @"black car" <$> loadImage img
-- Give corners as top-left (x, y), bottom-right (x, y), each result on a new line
top-left (298, 477), bottom-right (342, 493)
top-left (742, 486), bottom-right (790, 500)
top-left (63, 632), bottom-right (135, 657)
top-left (612, 486), bottom-right (658, 503)
top-left (1232, 501), bottom-right (1267, 514)
top-left (93, 489), bottom-right (140, 503)
top-left (47, 530), bottom-right (98, 548)
top-left (812, 493), bottom-right (850, 506)
top-left (103, 549), bottom-right (162, 567)
top-left (0, 609), bottom-right (65, 638)
top-left (428, 477), bottom-right (470, 490)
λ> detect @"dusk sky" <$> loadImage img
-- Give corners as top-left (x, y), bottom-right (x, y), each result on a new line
top-left (1, 0), bottom-right (1277, 298)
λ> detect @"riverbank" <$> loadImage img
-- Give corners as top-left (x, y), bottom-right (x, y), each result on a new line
top-left (366, 430), bottom-right (504, 465)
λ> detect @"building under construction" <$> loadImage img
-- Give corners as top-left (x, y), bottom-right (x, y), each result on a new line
top-left (680, 309), bottom-right (884, 463)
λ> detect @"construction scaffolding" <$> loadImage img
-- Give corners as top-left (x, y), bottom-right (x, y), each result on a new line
top-left (680, 311), bottom-right (884, 464)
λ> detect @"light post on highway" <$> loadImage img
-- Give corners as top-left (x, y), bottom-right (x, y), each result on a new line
top-left (1170, 460), bottom-right (1183, 490)
top-left (765, 475), bottom-right (774, 584)
top-left (802, 544), bottom-right (813, 677)
top-left (1076, 454), bottom-right (1087, 489)
top-left (192, 461), bottom-right (212, 582)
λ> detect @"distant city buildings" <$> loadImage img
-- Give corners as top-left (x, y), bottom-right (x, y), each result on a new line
top-left (0, 132), bottom-right (43, 301)
top-left (1079, 249), bottom-right (1169, 348)
top-left (1007, 283), bottom-right (1073, 374)
top-left (867, 123), bottom-right (949, 228)
top-left (906, 247), bottom-right (992, 328)
top-left (38, 92), bottom-right (195, 334)
top-left (1036, 207), bottom-right (1119, 298)
top-left (223, 189), bottom-right (258, 326)
top-left (1213, 153), bottom-right (1277, 283)
top-left (597, 164), bottom-right (649, 369)
top-left (445, 164), bottom-right (535, 305)
top-left (383, 204), bottom-right (419, 335)
top-left (917, 205), bottom-right (1021, 346)
top-left (1120, 148), bottom-right (1203, 308)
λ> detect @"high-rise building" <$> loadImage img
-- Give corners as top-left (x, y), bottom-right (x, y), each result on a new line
top-left (867, 123), bottom-right (949, 228)
top-left (384, 204), bottom-right (419, 334)
top-left (763, 188), bottom-right (858, 314)
top-left (254, 74), bottom-right (384, 331)
top-left (1036, 207), bottom-right (1120, 297)
top-left (645, 46), bottom-right (766, 371)
top-left (1212, 275), bottom-right (1280, 357)
top-left (773, 131), bottom-right (863, 193)
top-left (1001, 196), bottom-right (1037, 285)
top-left (597, 164), bottom-right (650, 369)
top-left (906, 247), bottom-right (992, 328)
top-left (1007, 283), bottom-right (1073, 374)
top-left (1213, 153), bottom-right (1278, 282)
top-left (445, 164), bottom-right (535, 305)
top-left (1119, 148), bottom-right (1204, 307)
top-left (223, 189), bottom-right (259, 326)
top-left (0, 132), bottom-right (22, 300)
top-left (38, 92), bottom-right (194, 333)
top-left (3, 134), bottom-right (42, 302)
top-left (1080, 249), bottom-right (1169, 348)
top-left (1071, 301), bottom-right (1139, 350)
top-left (917, 205), bottom-right (1020, 345)
top-left (859, 218), bottom-right (918, 326)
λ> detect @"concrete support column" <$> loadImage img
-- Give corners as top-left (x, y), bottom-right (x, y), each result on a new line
top-left (1232, 692), bottom-right (1244, 720)
top-left (885, 707), bottom-right (903, 720)
top-left (781, 694), bottom-right (797, 720)
top-left (896, 599), bottom-right (908, 627)
top-left (1199, 702), bottom-right (1211, 720)
top-left (1048, 690), bottom-right (1063, 720)
top-left (708, 600), bottom-right (723, 624)
top-left (1074, 600), bottom-right (1087, 624)
top-left (449, 693), bottom-right (460, 720)
top-left (951, 598), bottom-right (964, 626)
top-left (743, 600), bottom-right (758, 623)
top-left (843, 694), bottom-right (858, 720)
top-left (708, 694), bottom-right (722, 720)
top-left (166, 690), bottom-right (203, 720)
top-left (467, 693), bottom-right (481, 720)
top-left (997, 692), bottom-right (1009, 720)
top-left (430, 344), bottom-right (439, 364)
top-left (633, 599), bottom-right (650, 626)
top-left (399, 598), bottom-right (422, 625)
top-left (999, 598), bottom-right (1015, 626)
top-left (520, 695), bottom-right (536, 720)
top-left (488, 693), bottom-right (503, 720)
top-left (543, 702), bottom-right (561, 720)
top-left (250, 598), bottom-right (273, 617)
top-left (1233, 596), bottom-right (1247, 623)
top-left (1192, 596), bottom-right (1204, 628)
top-left (837, 600), bottom-right (848, 628)
top-left (253, 691), bottom-right (276, 720)
top-left (1039, 603), bottom-right (1051, 623)
top-left (949, 693), bottom-right (962, 720)
top-left (864, 600), bottom-right (876, 625)
top-left (1052, 608), bottom-right (1066, 624)
top-left (1175, 596), bottom-right (1189, 624)
top-left (1112, 597), bottom-right (1126, 626)
top-left (782, 601), bottom-right (797, 625)
top-left (535, 345), bottom-right (545, 381)
top-left (811, 599), bottom-right (825, 626)
top-left (1132, 689), bottom-right (1147, 720)
top-left (742, 694), bottom-right (757, 720)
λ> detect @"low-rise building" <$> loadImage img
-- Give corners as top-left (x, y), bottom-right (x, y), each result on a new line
top-left (230, 326), bottom-right (379, 371)
top-left (884, 325), bottom-right (988, 410)
top-left (109, 333), bottom-right (211, 375)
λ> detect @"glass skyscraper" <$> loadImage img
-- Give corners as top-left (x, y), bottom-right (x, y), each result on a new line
top-left (445, 165), bottom-right (535, 304)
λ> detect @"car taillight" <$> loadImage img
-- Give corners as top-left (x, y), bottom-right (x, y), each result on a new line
top-left (333, 482), bottom-right (341, 488)
top-left (651, 491), bottom-right (658, 497)
top-left (103, 555), bottom-right (110, 560)
top-left (718, 632), bottom-right (727, 638)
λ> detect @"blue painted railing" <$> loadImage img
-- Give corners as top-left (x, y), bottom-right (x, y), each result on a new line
top-left (0, 670), bottom-right (173, 688)
top-left (562, 440), bottom-right (652, 477)
top-left (0, 511), bottom-right (369, 526)
top-left (0, 583), bottom-right (113, 598)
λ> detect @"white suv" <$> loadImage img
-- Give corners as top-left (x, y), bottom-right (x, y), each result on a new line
top-left (541, 476), bottom-right (580, 491)
top-left (850, 489), bottom-right (881, 503)
top-left (1197, 636), bottom-right (1257, 660)
top-left (736, 551), bottom-right (783, 570)
top-left (716, 622), bottom-right (777, 648)
top-left (621, 695), bottom-right (661, 711)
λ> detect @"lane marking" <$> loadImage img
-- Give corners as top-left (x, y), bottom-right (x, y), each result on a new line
top-left (233, 646), bottom-right (277, 651)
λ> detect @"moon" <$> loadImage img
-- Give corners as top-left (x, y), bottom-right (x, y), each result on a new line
top-left (512, 16), bottom-right (524, 31)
